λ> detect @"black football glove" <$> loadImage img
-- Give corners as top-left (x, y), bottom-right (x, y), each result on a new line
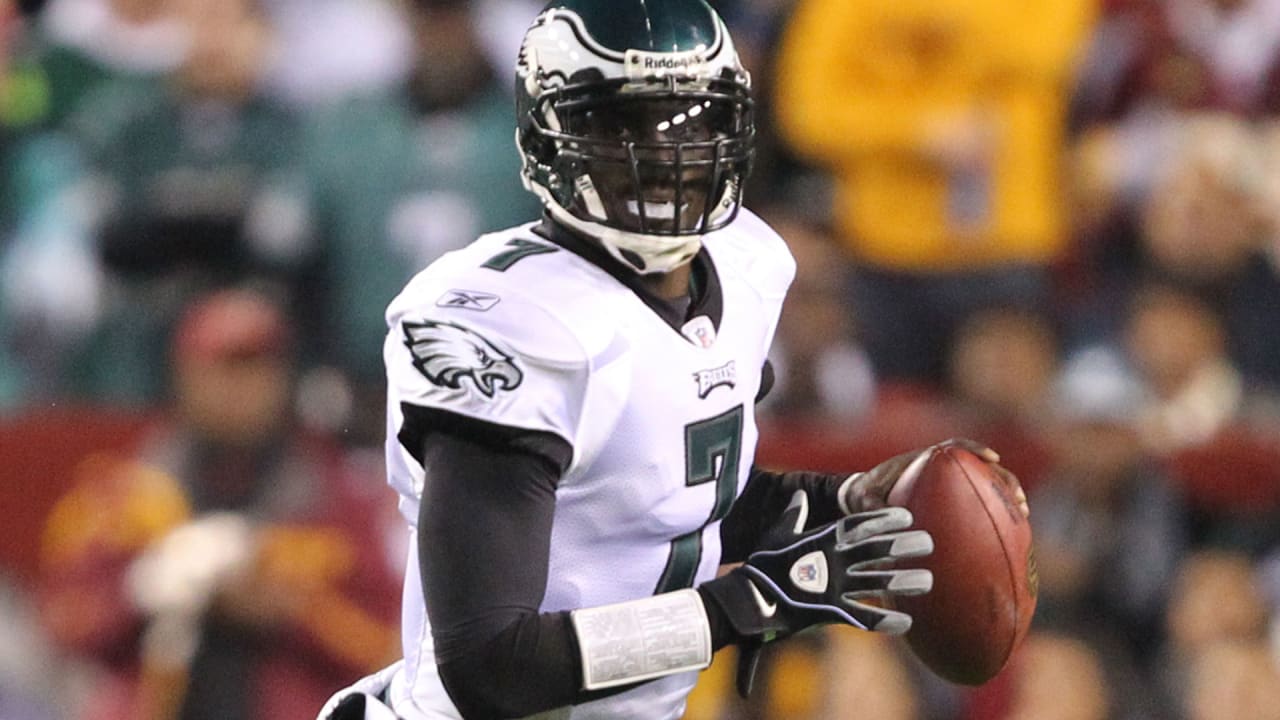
top-left (699, 490), bottom-right (933, 697)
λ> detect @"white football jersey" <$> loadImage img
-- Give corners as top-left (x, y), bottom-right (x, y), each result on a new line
top-left (380, 209), bottom-right (795, 720)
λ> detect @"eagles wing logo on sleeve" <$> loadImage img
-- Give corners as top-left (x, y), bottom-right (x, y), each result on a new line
top-left (403, 320), bottom-right (523, 398)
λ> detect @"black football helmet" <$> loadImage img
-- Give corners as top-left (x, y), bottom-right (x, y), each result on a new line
top-left (515, 0), bottom-right (755, 273)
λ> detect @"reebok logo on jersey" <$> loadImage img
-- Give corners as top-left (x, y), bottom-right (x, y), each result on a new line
top-left (693, 361), bottom-right (736, 399)
top-left (436, 289), bottom-right (501, 311)
top-left (403, 320), bottom-right (523, 398)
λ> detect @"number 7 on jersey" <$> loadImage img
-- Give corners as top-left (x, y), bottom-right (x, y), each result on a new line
top-left (654, 405), bottom-right (744, 594)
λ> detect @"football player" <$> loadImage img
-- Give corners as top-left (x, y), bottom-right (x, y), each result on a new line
top-left (320, 1), bottom-right (1026, 718)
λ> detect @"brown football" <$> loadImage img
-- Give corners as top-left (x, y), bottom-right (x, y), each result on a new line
top-left (886, 444), bottom-right (1037, 685)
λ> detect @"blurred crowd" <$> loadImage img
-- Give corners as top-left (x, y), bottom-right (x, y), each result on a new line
top-left (2, 0), bottom-right (1280, 719)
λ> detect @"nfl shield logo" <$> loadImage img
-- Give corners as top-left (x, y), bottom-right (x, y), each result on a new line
top-left (790, 551), bottom-right (829, 593)
top-left (681, 315), bottom-right (717, 348)
top-left (797, 563), bottom-right (818, 583)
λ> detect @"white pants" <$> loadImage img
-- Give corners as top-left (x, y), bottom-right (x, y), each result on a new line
top-left (316, 660), bottom-right (404, 720)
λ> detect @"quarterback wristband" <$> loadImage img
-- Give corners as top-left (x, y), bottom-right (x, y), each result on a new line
top-left (570, 589), bottom-right (712, 690)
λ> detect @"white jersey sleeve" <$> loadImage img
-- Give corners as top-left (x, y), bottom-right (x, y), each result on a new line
top-left (382, 236), bottom-right (594, 517)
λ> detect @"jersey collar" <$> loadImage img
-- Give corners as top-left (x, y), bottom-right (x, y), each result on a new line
top-left (534, 217), bottom-right (724, 340)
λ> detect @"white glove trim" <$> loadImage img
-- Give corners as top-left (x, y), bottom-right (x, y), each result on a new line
top-left (837, 472), bottom-right (864, 515)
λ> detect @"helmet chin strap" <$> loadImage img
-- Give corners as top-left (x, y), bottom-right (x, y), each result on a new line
top-left (519, 134), bottom-right (738, 274)
top-left (544, 201), bottom-right (703, 274)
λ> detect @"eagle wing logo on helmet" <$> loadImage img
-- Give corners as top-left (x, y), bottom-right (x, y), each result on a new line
top-left (403, 320), bottom-right (523, 398)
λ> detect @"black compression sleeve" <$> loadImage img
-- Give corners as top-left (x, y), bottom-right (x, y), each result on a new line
top-left (415, 419), bottom-right (636, 718)
top-left (718, 466), bottom-right (848, 564)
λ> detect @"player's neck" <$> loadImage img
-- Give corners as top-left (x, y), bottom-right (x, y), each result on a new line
top-left (640, 263), bottom-right (694, 301)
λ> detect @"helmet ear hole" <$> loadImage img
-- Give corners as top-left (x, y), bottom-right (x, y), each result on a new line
top-left (524, 128), bottom-right (559, 169)
top-left (568, 67), bottom-right (607, 85)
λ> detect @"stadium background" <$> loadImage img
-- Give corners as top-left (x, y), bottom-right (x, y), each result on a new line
top-left (2, 0), bottom-right (1279, 718)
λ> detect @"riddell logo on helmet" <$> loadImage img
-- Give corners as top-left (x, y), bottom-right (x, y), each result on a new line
top-left (643, 55), bottom-right (702, 70)
top-left (625, 48), bottom-right (709, 79)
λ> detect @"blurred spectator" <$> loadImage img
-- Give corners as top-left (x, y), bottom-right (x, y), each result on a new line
top-left (17, 0), bottom-right (184, 131)
top-left (260, 0), bottom-right (412, 109)
top-left (299, 0), bottom-right (542, 413)
top-left (1138, 115), bottom-right (1263, 285)
top-left (359, 0), bottom-right (542, 264)
top-left (1124, 281), bottom-right (1280, 455)
top-left (943, 306), bottom-right (1058, 489)
top-left (1060, 110), bottom-right (1177, 334)
top-left (774, 0), bottom-right (1096, 383)
top-left (1138, 115), bottom-right (1280, 387)
top-left (1, 128), bottom-right (103, 409)
top-left (820, 631), bottom-right (918, 720)
top-left (762, 213), bottom-right (876, 423)
top-left (1001, 633), bottom-right (1110, 720)
top-left (1159, 550), bottom-right (1273, 718)
top-left (2, 0), bottom-right (163, 411)
top-left (1165, 550), bottom-right (1271, 658)
top-left (1105, 120), bottom-right (1280, 548)
top-left (1031, 347), bottom-right (1188, 680)
top-left (1185, 639), bottom-right (1280, 720)
top-left (32, 0), bottom-right (313, 405)
top-left (682, 647), bottom-right (738, 720)
top-left (1071, 0), bottom-right (1280, 125)
top-left (37, 288), bottom-right (402, 720)
top-left (947, 307), bottom-right (1059, 428)
top-left (1067, 0), bottom-right (1163, 130)
top-left (1, 0), bottom-right (28, 407)
top-left (756, 635), bottom-right (825, 720)
top-left (689, 629), bottom-right (914, 720)
top-left (1063, 113), bottom-right (1280, 380)
top-left (1121, 276), bottom-right (1280, 547)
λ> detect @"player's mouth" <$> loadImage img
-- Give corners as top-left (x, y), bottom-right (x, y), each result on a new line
top-left (626, 199), bottom-right (689, 220)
